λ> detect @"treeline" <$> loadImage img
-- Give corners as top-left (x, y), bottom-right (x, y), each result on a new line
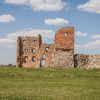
top-left (0, 64), bottom-right (16, 67)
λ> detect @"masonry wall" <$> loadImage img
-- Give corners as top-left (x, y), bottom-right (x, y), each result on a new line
top-left (55, 27), bottom-right (74, 53)
top-left (53, 27), bottom-right (74, 67)
top-left (22, 36), bottom-right (40, 68)
top-left (16, 37), bottom-right (23, 67)
top-left (17, 26), bottom-right (100, 69)
top-left (17, 27), bottom-right (75, 68)
top-left (17, 35), bottom-right (55, 68)
top-left (36, 44), bottom-right (54, 68)
top-left (74, 54), bottom-right (100, 68)
top-left (17, 35), bottom-right (42, 68)
top-left (53, 51), bottom-right (74, 68)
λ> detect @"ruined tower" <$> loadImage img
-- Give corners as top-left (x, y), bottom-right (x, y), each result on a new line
top-left (17, 34), bottom-right (42, 68)
top-left (53, 27), bottom-right (74, 67)
top-left (55, 27), bottom-right (74, 53)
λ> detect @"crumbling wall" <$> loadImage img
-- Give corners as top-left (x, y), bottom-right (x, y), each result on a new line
top-left (55, 27), bottom-right (74, 53)
top-left (53, 51), bottom-right (74, 68)
top-left (16, 37), bottom-right (23, 67)
top-left (17, 35), bottom-right (42, 68)
top-left (36, 44), bottom-right (54, 68)
top-left (22, 36), bottom-right (42, 68)
top-left (53, 27), bottom-right (74, 68)
top-left (17, 27), bottom-right (100, 69)
top-left (17, 35), bottom-right (55, 68)
top-left (17, 27), bottom-right (75, 68)
top-left (74, 54), bottom-right (100, 68)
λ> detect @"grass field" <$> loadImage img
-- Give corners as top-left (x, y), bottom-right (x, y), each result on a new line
top-left (0, 68), bottom-right (100, 100)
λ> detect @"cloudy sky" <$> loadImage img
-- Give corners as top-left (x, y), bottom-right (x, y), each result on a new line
top-left (0, 0), bottom-right (100, 65)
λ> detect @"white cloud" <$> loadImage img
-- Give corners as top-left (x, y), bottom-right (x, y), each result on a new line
top-left (77, 0), bottom-right (100, 14)
top-left (91, 34), bottom-right (100, 39)
top-left (0, 38), bottom-right (15, 45)
top-left (4, 0), bottom-right (66, 11)
top-left (76, 31), bottom-right (88, 37)
top-left (45, 18), bottom-right (69, 25)
top-left (76, 40), bottom-right (100, 50)
top-left (0, 14), bottom-right (15, 23)
top-left (0, 28), bottom-right (54, 46)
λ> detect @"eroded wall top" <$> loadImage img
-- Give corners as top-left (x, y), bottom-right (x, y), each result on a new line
top-left (55, 27), bottom-right (74, 53)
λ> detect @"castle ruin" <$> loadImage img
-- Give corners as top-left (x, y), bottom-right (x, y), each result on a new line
top-left (17, 27), bottom-right (100, 68)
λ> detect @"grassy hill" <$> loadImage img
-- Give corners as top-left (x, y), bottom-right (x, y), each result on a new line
top-left (0, 68), bottom-right (100, 100)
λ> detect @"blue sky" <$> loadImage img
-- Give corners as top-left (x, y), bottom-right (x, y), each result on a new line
top-left (0, 0), bottom-right (100, 65)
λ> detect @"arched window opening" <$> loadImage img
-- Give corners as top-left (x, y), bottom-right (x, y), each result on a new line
top-left (23, 56), bottom-right (28, 63)
top-left (34, 40), bottom-right (37, 43)
top-left (45, 47), bottom-right (49, 52)
top-left (32, 56), bottom-right (36, 62)
top-left (32, 48), bottom-right (36, 53)
top-left (25, 49), bottom-right (28, 52)
top-left (64, 32), bottom-right (68, 37)
top-left (43, 54), bottom-right (47, 59)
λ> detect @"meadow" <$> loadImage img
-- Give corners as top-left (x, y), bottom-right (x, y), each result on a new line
top-left (0, 67), bottom-right (100, 100)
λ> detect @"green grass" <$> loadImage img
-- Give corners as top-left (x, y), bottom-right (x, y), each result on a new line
top-left (0, 68), bottom-right (100, 100)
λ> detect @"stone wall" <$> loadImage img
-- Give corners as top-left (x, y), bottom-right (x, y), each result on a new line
top-left (55, 27), bottom-right (74, 54)
top-left (17, 36), bottom-right (55, 68)
top-left (53, 27), bottom-right (74, 68)
top-left (36, 44), bottom-right (55, 68)
top-left (16, 37), bottom-right (23, 67)
top-left (53, 51), bottom-right (74, 68)
top-left (74, 54), bottom-right (100, 68)
top-left (17, 27), bottom-right (75, 68)
top-left (17, 35), bottom-right (42, 68)
top-left (17, 26), bottom-right (100, 69)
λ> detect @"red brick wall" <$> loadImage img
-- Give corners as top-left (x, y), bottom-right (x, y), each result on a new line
top-left (17, 27), bottom-right (75, 68)
top-left (55, 27), bottom-right (74, 53)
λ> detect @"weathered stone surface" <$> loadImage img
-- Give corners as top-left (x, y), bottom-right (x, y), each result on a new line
top-left (53, 52), bottom-right (74, 68)
top-left (17, 26), bottom-right (100, 68)
top-left (55, 27), bottom-right (74, 54)
top-left (17, 27), bottom-right (75, 68)
top-left (53, 27), bottom-right (74, 67)
top-left (74, 54), bottom-right (100, 68)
